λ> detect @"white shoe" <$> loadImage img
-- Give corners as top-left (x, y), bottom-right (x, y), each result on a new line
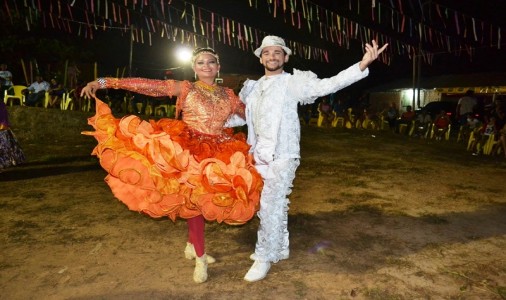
top-left (244, 261), bottom-right (271, 282)
top-left (193, 254), bottom-right (208, 283)
top-left (184, 243), bottom-right (216, 264)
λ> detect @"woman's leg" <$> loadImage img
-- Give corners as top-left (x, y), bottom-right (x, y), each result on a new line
top-left (187, 215), bottom-right (208, 283)
top-left (187, 215), bottom-right (205, 257)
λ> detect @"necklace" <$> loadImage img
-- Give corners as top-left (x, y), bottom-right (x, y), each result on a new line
top-left (195, 80), bottom-right (218, 92)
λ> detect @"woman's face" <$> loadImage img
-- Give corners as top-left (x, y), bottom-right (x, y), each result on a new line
top-left (192, 53), bottom-right (220, 81)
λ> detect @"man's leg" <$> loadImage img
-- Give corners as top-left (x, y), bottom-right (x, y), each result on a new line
top-left (245, 158), bottom-right (300, 282)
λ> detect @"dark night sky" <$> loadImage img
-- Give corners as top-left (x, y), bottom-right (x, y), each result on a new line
top-left (2, 0), bottom-right (506, 88)
top-left (112, 0), bottom-right (506, 87)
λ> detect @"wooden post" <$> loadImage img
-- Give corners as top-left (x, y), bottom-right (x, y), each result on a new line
top-left (20, 59), bottom-right (28, 85)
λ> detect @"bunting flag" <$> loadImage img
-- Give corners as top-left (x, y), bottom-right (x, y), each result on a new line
top-left (253, 0), bottom-right (503, 66)
top-left (3, 0), bottom-right (503, 67)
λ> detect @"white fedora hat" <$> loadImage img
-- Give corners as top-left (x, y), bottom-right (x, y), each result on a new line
top-left (254, 35), bottom-right (292, 58)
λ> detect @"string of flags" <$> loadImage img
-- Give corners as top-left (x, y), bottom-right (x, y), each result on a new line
top-left (2, 0), bottom-right (503, 67)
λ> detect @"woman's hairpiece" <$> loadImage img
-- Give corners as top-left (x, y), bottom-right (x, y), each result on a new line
top-left (192, 47), bottom-right (219, 64)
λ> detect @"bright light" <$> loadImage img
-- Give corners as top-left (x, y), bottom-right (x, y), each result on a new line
top-left (175, 46), bottom-right (192, 64)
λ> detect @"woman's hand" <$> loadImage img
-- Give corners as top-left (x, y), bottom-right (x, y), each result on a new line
top-left (80, 81), bottom-right (100, 98)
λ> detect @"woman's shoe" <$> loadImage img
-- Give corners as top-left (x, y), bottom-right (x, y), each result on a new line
top-left (193, 254), bottom-right (208, 283)
top-left (184, 242), bottom-right (216, 263)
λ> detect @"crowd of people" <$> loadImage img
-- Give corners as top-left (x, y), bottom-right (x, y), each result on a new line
top-left (299, 89), bottom-right (506, 158)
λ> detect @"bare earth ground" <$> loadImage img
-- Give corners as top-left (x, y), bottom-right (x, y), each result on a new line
top-left (1, 107), bottom-right (505, 300)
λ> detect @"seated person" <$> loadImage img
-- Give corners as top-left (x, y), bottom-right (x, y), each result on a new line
top-left (397, 105), bottom-right (415, 134)
top-left (471, 116), bottom-right (497, 155)
top-left (130, 92), bottom-right (149, 115)
top-left (47, 77), bottom-right (65, 108)
top-left (106, 88), bottom-right (127, 113)
top-left (332, 99), bottom-right (345, 118)
top-left (0, 63), bottom-right (13, 102)
top-left (461, 113), bottom-right (481, 141)
top-left (318, 97), bottom-right (334, 127)
top-left (414, 109), bottom-right (432, 137)
top-left (355, 108), bottom-right (377, 129)
top-left (23, 75), bottom-right (50, 106)
top-left (149, 95), bottom-right (176, 117)
top-left (433, 109), bottom-right (450, 140)
top-left (343, 107), bottom-right (355, 129)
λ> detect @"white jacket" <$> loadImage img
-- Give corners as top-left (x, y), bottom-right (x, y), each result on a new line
top-left (239, 62), bottom-right (368, 167)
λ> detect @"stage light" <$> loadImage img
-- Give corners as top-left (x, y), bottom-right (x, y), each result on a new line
top-left (175, 46), bottom-right (192, 64)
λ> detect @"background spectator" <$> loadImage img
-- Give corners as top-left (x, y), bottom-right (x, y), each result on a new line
top-left (433, 109), bottom-right (451, 141)
top-left (457, 90), bottom-right (477, 127)
top-left (386, 102), bottom-right (398, 132)
top-left (47, 77), bottom-right (65, 108)
top-left (23, 75), bottom-right (50, 106)
top-left (414, 109), bottom-right (432, 137)
top-left (0, 63), bottom-right (13, 101)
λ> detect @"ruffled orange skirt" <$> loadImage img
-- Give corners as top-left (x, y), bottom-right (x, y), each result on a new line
top-left (83, 98), bottom-right (262, 225)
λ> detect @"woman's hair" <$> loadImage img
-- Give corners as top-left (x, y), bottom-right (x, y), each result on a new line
top-left (192, 47), bottom-right (219, 65)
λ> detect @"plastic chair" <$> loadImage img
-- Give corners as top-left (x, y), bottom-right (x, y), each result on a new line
top-left (42, 91), bottom-right (50, 108)
top-left (483, 134), bottom-right (498, 155)
top-left (332, 115), bottom-right (345, 128)
top-left (379, 115), bottom-right (389, 130)
top-left (424, 123), bottom-right (433, 139)
top-left (344, 108), bottom-right (354, 129)
top-left (445, 124), bottom-right (451, 141)
top-left (150, 104), bottom-right (176, 118)
top-left (308, 108), bottom-right (318, 126)
top-left (398, 123), bottom-right (408, 134)
top-left (408, 120), bottom-right (416, 136)
top-left (467, 131), bottom-right (476, 151)
top-left (4, 85), bottom-right (27, 106)
top-left (60, 89), bottom-right (75, 110)
top-left (316, 109), bottom-right (324, 127)
top-left (456, 126), bottom-right (464, 142)
top-left (80, 96), bottom-right (92, 112)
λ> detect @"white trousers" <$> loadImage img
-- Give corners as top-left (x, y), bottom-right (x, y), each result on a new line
top-left (254, 158), bottom-right (300, 263)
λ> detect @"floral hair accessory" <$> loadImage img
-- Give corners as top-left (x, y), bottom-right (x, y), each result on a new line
top-left (192, 47), bottom-right (220, 65)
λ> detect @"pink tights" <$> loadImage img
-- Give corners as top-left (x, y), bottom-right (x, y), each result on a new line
top-left (187, 215), bottom-right (205, 257)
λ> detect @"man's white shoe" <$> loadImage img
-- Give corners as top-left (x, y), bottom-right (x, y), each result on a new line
top-left (184, 243), bottom-right (216, 263)
top-left (244, 261), bottom-right (271, 282)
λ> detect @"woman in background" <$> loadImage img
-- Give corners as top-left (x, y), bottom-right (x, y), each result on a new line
top-left (0, 100), bottom-right (25, 170)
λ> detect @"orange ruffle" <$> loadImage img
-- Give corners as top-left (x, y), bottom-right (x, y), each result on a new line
top-left (83, 98), bottom-right (262, 225)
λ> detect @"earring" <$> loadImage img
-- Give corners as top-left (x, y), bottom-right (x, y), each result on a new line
top-left (217, 71), bottom-right (220, 78)
top-left (194, 72), bottom-right (197, 80)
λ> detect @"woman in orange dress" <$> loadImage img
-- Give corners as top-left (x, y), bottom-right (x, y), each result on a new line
top-left (81, 48), bottom-right (262, 283)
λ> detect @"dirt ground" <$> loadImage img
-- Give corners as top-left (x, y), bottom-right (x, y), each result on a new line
top-left (1, 107), bottom-right (505, 300)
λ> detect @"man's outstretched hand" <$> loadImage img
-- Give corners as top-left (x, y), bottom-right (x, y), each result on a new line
top-left (359, 40), bottom-right (389, 71)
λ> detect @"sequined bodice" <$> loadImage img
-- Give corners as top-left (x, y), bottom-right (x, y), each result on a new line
top-left (181, 81), bottom-right (237, 135)
top-left (104, 77), bottom-right (244, 136)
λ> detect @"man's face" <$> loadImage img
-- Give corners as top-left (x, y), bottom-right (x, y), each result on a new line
top-left (260, 46), bottom-right (288, 73)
